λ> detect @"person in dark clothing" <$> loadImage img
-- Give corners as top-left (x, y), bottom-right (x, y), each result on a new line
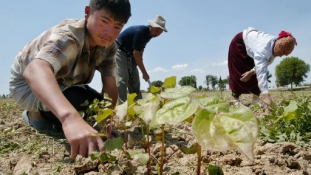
top-left (115, 15), bottom-right (168, 104)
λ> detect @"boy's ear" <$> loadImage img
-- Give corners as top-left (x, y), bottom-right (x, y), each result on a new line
top-left (85, 6), bottom-right (91, 18)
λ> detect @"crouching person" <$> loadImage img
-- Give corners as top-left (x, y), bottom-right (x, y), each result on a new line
top-left (8, 0), bottom-right (131, 159)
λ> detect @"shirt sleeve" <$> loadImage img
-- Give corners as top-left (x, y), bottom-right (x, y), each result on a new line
top-left (243, 28), bottom-right (276, 94)
top-left (253, 53), bottom-right (269, 94)
top-left (35, 33), bottom-right (79, 78)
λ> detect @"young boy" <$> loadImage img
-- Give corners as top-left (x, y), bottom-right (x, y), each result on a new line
top-left (9, 0), bottom-right (131, 159)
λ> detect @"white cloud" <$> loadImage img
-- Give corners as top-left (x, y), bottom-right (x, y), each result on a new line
top-left (213, 61), bottom-right (228, 66)
top-left (190, 69), bottom-right (206, 73)
top-left (148, 67), bottom-right (169, 73)
top-left (172, 64), bottom-right (188, 71)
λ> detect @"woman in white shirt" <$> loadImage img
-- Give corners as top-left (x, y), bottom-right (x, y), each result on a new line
top-left (228, 27), bottom-right (297, 107)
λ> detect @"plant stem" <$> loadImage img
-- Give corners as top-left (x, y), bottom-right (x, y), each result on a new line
top-left (140, 119), bottom-right (146, 142)
top-left (146, 124), bottom-right (151, 175)
top-left (160, 124), bottom-right (165, 175)
top-left (196, 143), bottom-right (202, 175)
top-left (123, 117), bottom-right (128, 150)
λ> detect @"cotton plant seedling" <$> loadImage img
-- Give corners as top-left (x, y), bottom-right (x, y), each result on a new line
top-left (85, 95), bottom-right (127, 163)
top-left (115, 76), bottom-right (180, 174)
top-left (259, 92), bottom-right (311, 146)
top-left (114, 76), bottom-right (259, 175)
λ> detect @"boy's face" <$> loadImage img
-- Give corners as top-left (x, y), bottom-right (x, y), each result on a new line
top-left (85, 6), bottom-right (125, 47)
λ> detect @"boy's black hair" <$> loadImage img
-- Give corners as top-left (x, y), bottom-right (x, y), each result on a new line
top-left (89, 0), bottom-right (131, 24)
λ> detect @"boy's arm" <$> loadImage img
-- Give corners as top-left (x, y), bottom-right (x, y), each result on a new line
top-left (23, 59), bottom-right (105, 159)
top-left (101, 75), bottom-right (118, 108)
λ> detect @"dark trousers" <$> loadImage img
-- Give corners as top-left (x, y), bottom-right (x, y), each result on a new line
top-left (228, 32), bottom-right (261, 97)
top-left (40, 85), bottom-right (103, 127)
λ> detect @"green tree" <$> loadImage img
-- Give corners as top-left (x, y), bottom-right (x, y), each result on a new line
top-left (198, 85), bottom-right (202, 90)
top-left (147, 80), bottom-right (164, 92)
top-left (222, 76), bottom-right (229, 89)
top-left (218, 76), bottom-right (228, 98)
top-left (210, 76), bottom-right (218, 90)
top-left (275, 57), bottom-right (310, 89)
top-left (218, 76), bottom-right (225, 91)
top-left (204, 75), bottom-right (213, 89)
top-left (151, 80), bottom-right (163, 87)
top-left (179, 75), bottom-right (197, 89)
top-left (205, 75), bottom-right (218, 90)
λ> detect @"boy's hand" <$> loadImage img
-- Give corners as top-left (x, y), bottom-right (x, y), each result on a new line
top-left (62, 114), bottom-right (105, 159)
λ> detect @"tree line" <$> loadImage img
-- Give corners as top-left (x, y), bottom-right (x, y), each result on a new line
top-left (0, 94), bottom-right (12, 99)
top-left (2, 57), bottom-right (309, 96)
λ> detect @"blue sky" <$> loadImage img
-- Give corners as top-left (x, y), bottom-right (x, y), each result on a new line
top-left (1, 1), bottom-right (310, 95)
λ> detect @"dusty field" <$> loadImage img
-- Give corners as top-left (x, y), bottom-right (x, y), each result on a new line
top-left (0, 90), bottom-right (311, 175)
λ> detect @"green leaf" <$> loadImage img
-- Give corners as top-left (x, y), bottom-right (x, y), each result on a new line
top-left (217, 109), bottom-right (258, 161)
top-left (207, 164), bottom-right (224, 175)
top-left (127, 150), bottom-right (149, 165)
top-left (134, 95), bottom-right (160, 124)
top-left (196, 96), bottom-right (226, 106)
top-left (99, 100), bottom-right (112, 108)
top-left (93, 98), bottom-right (99, 105)
top-left (156, 163), bottom-right (161, 175)
top-left (150, 96), bottom-right (198, 128)
top-left (204, 103), bottom-right (230, 113)
top-left (115, 101), bottom-right (128, 121)
top-left (136, 93), bottom-right (158, 105)
top-left (3, 127), bottom-right (13, 134)
top-left (162, 76), bottom-right (176, 89)
top-left (150, 86), bottom-right (161, 93)
top-left (192, 109), bottom-right (227, 150)
top-left (160, 86), bottom-right (196, 100)
top-left (100, 152), bottom-right (117, 162)
top-left (90, 151), bottom-right (101, 160)
top-left (88, 104), bottom-right (99, 112)
top-left (127, 103), bottom-right (136, 119)
top-left (104, 137), bottom-right (124, 151)
top-left (192, 106), bottom-right (258, 161)
top-left (89, 151), bottom-right (117, 163)
top-left (96, 108), bottom-right (113, 123)
top-left (181, 143), bottom-right (197, 154)
top-left (128, 93), bottom-right (137, 106)
top-left (80, 100), bottom-right (90, 107)
top-left (283, 101), bottom-right (301, 122)
top-left (127, 134), bottom-right (136, 148)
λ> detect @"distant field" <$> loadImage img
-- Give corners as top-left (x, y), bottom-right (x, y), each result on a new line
top-left (2, 87), bottom-right (310, 104)
top-left (0, 98), bottom-right (14, 103)
top-left (145, 88), bottom-right (311, 96)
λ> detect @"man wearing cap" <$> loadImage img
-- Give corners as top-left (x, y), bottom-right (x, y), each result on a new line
top-left (115, 15), bottom-right (167, 104)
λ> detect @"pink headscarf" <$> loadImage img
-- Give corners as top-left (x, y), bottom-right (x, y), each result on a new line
top-left (278, 31), bottom-right (297, 45)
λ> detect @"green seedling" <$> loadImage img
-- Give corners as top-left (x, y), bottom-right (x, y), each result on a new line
top-left (259, 92), bottom-right (311, 146)
top-left (115, 76), bottom-right (258, 175)
top-left (88, 76), bottom-right (258, 175)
